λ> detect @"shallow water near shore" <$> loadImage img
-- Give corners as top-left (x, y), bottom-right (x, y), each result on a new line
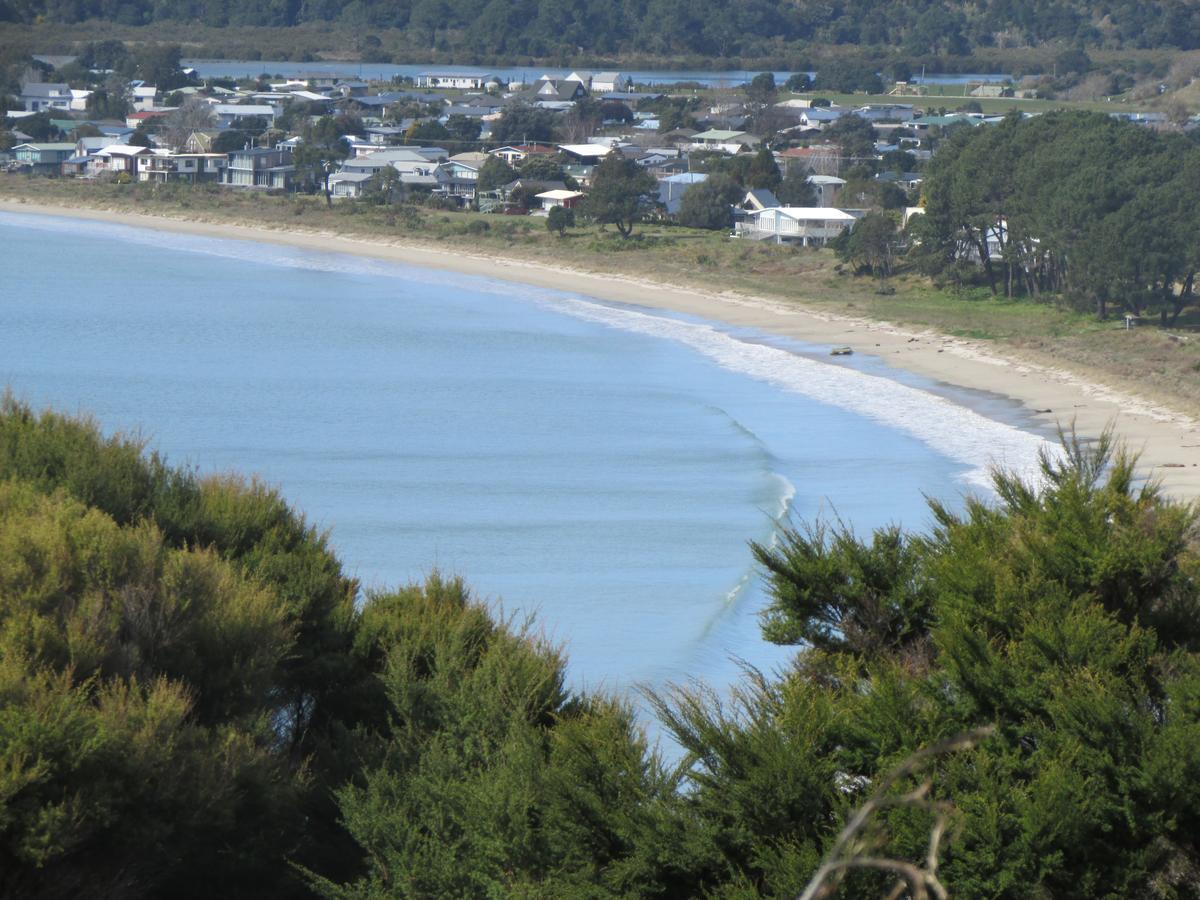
top-left (1, 210), bottom-right (1050, 698)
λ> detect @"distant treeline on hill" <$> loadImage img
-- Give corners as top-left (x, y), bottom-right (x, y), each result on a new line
top-left (4, 0), bottom-right (1200, 54)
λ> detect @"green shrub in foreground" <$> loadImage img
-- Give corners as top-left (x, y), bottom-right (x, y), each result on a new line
top-left (1, 395), bottom-right (1199, 898)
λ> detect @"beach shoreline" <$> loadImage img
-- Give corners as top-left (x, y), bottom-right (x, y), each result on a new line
top-left (7, 195), bottom-right (1200, 499)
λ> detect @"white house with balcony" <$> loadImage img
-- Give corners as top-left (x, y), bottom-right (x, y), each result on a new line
top-left (735, 207), bottom-right (856, 246)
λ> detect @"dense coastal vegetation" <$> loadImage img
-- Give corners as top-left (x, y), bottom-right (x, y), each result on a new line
top-left (5, 0), bottom-right (1200, 57)
top-left (3, 398), bottom-right (1200, 897)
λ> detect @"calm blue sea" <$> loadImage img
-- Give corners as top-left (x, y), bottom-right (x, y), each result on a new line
top-left (0, 211), bottom-right (1048, 700)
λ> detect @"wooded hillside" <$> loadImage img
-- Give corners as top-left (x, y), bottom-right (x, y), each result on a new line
top-left (4, 0), bottom-right (1200, 56)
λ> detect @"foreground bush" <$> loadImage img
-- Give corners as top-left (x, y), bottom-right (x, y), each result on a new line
top-left (1, 398), bottom-right (1198, 898)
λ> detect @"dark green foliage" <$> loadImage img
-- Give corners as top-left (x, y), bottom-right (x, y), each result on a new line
top-left (444, 113), bottom-right (482, 145)
top-left (13, 112), bottom-right (61, 142)
top-left (546, 203), bottom-right (574, 235)
top-left (729, 431), bottom-right (1200, 896)
top-left (306, 575), bottom-right (677, 898)
top-left (581, 155), bottom-right (658, 239)
top-left (785, 73), bottom-right (813, 92)
top-left (754, 517), bottom-right (932, 655)
top-left (776, 172), bottom-right (817, 206)
top-left (677, 173), bottom-right (742, 230)
top-left (745, 72), bottom-right (777, 110)
top-left (476, 154), bottom-right (516, 192)
top-left (211, 129), bottom-right (253, 153)
top-left (5, 398), bottom-right (1200, 898)
top-left (920, 111), bottom-right (1200, 318)
top-left (84, 89), bottom-right (129, 121)
top-left (814, 61), bottom-right (885, 93)
top-left (835, 211), bottom-right (902, 276)
top-left (490, 103), bottom-right (558, 145)
top-left (0, 396), bottom-right (366, 897)
top-left (823, 113), bottom-right (878, 161)
top-left (518, 152), bottom-right (566, 181)
top-left (11, 1), bottom-right (1196, 54)
top-left (294, 117), bottom-right (351, 205)
top-left (747, 146), bottom-right (782, 191)
top-left (403, 118), bottom-right (449, 143)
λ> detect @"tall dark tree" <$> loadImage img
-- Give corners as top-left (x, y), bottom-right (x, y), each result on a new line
top-left (677, 173), bottom-right (743, 229)
top-left (490, 102), bottom-right (558, 145)
top-left (581, 155), bottom-right (658, 238)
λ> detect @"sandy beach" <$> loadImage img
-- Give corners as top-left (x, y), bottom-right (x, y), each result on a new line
top-left (7, 195), bottom-right (1200, 500)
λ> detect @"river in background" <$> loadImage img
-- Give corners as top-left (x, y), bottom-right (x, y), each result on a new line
top-left (1, 211), bottom-right (1047, 702)
top-left (183, 58), bottom-right (1011, 88)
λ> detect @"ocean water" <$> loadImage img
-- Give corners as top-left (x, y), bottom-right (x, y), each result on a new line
top-left (0, 211), bottom-right (1049, 699)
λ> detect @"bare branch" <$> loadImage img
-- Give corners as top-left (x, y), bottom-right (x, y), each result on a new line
top-left (798, 725), bottom-right (995, 900)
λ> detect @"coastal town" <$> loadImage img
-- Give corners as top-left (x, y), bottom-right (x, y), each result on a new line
top-left (10, 0), bottom-right (1200, 889)
top-left (1, 58), bottom-right (1066, 245)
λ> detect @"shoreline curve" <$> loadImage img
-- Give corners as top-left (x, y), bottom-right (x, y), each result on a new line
top-left (6, 196), bottom-right (1200, 500)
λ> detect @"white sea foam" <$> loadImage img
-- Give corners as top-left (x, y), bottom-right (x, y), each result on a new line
top-left (532, 293), bottom-right (1054, 489)
top-left (5, 210), bottom-right (1053, 488)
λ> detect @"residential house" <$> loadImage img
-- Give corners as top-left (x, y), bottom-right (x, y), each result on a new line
top-left (12, 143), bottom-right (76, 172)
top-left (363, 126), bottom-right (408, 145)
top-left (416, 72), bottom-right (496, 90)
top-left (223, 147), bottom-right (295, 189)
top-left (690, 129), bottom-right (760, 153)
top-left (799, 108), bottom-right (845, 129)
top-left (735, 207), bottom-right (856, 245)
top-left (539, 79), bottom-right (589, 102)
top-left (909, 114), bottom-right (986, 133)
top-left (557, 143), bottom-right (614, 163)
top-left (437, 156), bottom-right (483, 201)
top-left (657, 172), bottom-right (707, 215)
top-left (182, 130), bottom-right (222, 153)
top-left (94, 123), bottom-right (137, 141)
top-left (591, 72), bottom-right (629, 93)
top-left (853, 104), bottom-right (915, 123)
top-left (657, 127), bottom-right (699, 149)
top-left (125, 110), bottom-right (169, 130)
top-left (62, 136), bottom-right (114, 176)
top-left (129, 84), bottom-right (158, 110)
top-left (742, 188), bottom-right (779, 212)
top-left (68, 89), bottom-right (92, 111)
top-left (140, 151), bottom-right (226, 183)
top-left (90, 144), bottom-right (151, 178)
top-left (489, 144), bottom-right (558, 166)
top-left (535, 189), bottom-right (585, 210)
top-left (563, 164), bottom-right (596, 186)
top-left (328, 171), bottom-right (375, 198)
top-left (213, 104), bottom-right (277, 128)
top-left (19, 82), bottom-right (73, 113)
top-left (336, 81), bottom-right (371, 98)
top-left (779, 145), bottom-right (842, 177)
top-left (448, 151), bottom-right (490, 168)
top-left (807, 174), bottom-right (846, 207)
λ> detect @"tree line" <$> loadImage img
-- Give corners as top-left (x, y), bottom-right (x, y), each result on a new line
top-left (918, 110), bottom-right (1200, 321)
top-left (5, 0), bottom-right (1200, 55)
top-left (3, 388), bottom-right (1200, 896)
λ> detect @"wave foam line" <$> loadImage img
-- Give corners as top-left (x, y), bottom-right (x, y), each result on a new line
top-left (2, 211), bottom-right (1053, 487)
top-left (537, 294), bottom-right (1054, 490)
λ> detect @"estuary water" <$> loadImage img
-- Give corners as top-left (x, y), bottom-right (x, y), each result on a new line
top-left (0, 211), bottom-right (1049, 698)
top-left (183, 58), bottom-right (1011, 88)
